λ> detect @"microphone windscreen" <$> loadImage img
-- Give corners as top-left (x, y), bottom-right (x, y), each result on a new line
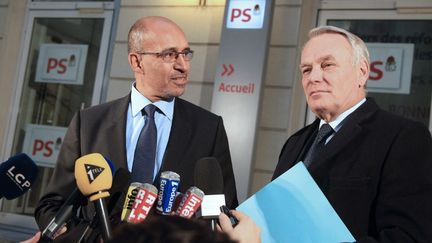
top-left (104, 157), bottom-right (116, 176)
top-left (74, 153), bottom-right (113, 201)
top-left (107, 168), bottom-right (131, 213)
top-left (194, 157), bottom-right (224, 194)
top-left (0, 153), bottom-right (38, 199)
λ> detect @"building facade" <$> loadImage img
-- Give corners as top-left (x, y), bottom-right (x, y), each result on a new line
top-left (0, 0), bottom-right (431, 240)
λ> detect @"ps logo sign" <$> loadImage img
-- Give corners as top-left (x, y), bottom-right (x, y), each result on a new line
top-left (227, 0), bottom-right (266, 29)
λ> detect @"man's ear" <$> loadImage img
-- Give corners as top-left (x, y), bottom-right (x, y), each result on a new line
top-left (128, 53), bottom-right (144, 74)
top-left (358, 57), bottom-right (369, 87)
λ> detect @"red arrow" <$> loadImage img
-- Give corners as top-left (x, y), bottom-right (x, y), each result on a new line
top-left (222, 64), bottom-right (228, 76)
top-left (227, 64), bottom-right (234, 76)
top-left (221, 64), bottom-right (234, 76)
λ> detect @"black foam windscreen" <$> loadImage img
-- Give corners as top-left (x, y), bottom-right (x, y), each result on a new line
top-left (0, 153), bottom-right (38, 199)
top-left (194, 157), bottom-right (224, 194)
top-left (107, 168), bottom-right (131, 214)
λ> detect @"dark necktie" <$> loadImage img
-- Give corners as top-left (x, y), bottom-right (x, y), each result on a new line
top-left (303, 124), bottom-right (334, 167)
top-left (131, 104), bottom-right (157, 183)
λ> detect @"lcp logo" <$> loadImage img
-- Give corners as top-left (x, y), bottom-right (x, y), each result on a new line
top-left (227, 0), bottom-right (266, 29)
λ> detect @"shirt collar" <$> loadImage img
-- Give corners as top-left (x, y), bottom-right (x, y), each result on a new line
top-left (319, 98), bottom-right (366, 132)
top-left (130, 83), bottom-right (174, 120)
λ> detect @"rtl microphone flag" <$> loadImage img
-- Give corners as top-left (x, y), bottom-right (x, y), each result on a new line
top-left (0, 153), bottom-right (38, 200)
top-left (126, 183), bottom-right (158, 223)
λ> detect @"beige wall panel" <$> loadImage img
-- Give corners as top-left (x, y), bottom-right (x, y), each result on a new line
top-left (276, 0), bottom-right (302, 4)
top-left (106, 79), bottom-right (132, 102)
top-left (182, 82), bottom-right (213, 110)
top-left (110, 43), bottom-right (133, 79)
top-left (189, 45), bottom-right (219, 82)
top-left (254, 130), bottom-right (287, 171)
top-left (270, 6), bottom-right (301, 46)
top-left (116, 7), bottom-right (224, 44)
top-left (0, 7), bottom-right (7, 36)
top-left (265, 47), bottom-right (297, 87)
top-left (260, 88), bottom-right (292, 129)
top-left (250, 171), bottom-right (273, 195)
top-left (121, 0), bottom-right (225, 7)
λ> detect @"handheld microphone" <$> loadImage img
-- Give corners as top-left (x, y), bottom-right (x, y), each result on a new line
top-left (194, 157), bottom-right (225, 229)
top-left (39, 188), bottom-right (83, 242)
top-left (78, 168), bottom-right (131, 243)
top-left (171, 192), bottom-right (184, 213)
top-left (156, 171), bottom-right (180, 215)
top-left (175, 186), bottom-right (204, 219)
top-left (121, 182), bottom-right (144, 221)
top-left (74, 153), bottom-right (113, 241)
top-left (0, 153), bottom-right (38, 200)
top-left (126, 183), bottom-right (158, 223)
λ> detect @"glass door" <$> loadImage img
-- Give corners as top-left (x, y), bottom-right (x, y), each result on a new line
top-left (307, 10), bottom-right (432, 133)
top-left (1, 4), bottom-right (113, 220)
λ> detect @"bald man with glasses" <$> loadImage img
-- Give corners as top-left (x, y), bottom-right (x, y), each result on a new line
top-left (35, 16), bottom-right (238, 242)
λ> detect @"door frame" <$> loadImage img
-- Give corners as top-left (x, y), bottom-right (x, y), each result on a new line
top-left (0, 1), bottom-right (115, 239)
top-left (3, 1), bottom-right (114, 160)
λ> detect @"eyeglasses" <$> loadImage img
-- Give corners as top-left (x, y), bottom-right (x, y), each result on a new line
top-left (137, 49), bottom-right (194, 63)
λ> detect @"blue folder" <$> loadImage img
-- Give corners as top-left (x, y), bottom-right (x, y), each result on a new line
top-left (237, 162), bottom-right (355, 243)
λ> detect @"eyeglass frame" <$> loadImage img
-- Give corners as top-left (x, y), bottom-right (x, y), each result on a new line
top-left (136, 48), bottom-right (194, 63)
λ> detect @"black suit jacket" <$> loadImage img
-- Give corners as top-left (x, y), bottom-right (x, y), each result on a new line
top-left (273, 99), bottom-right (432, 243)
top-left (35, 95), bottom-right (238, 239)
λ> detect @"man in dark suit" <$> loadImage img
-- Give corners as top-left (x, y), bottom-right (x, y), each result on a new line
top-left (34, 16), bottom-right (238, 240)
top-left (272, 26), bottom-right (432, 242)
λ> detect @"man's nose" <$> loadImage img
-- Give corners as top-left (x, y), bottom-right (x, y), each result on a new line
top-left (308, 67), bottom-right (323, 83)
top-left (173, 54), bottom-right (188, 72)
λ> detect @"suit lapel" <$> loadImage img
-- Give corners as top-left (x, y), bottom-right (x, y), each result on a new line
top-left (159, 98), bottom-right (192, 175)
top-left (104, 95), bottom-right (129, 170)
top-left (308, 99), bottom-right (379, 184)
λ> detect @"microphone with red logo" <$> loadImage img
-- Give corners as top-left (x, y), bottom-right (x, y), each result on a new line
top-left (126, 183), bottom-right (158, 223)
top-left (120, 182), bottom-right (143, 221)
top-left (175, 186), bottom-right (204, 219)
top-left (74, 153), bottom-right (113, 241)
top-left (0, 153), bottom-right (38, 200)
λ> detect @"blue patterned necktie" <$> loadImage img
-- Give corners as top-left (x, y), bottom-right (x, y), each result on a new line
top-left (303, 124), bottom-right (334, 167)
top-left (131, 104), bottom-right (157, 183)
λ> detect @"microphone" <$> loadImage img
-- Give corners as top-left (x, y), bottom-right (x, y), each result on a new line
top-left (156, 171), bottom-right (180, 215)
top-left (0, 153), bottom-right (38, 200)
top-left (74, 153), bottom-right (113, 241)
top-left (77, 168), bottom-right (131, 243)
top-left (126, 183), bottom-right (158, 223)
top-left (39, 188), bottom-right (83, 242)
top-left (194, 157), bottom-right (225, 229)
top-left (121, 182), bottom-right (145, 221)
top-left (175, 186), bottom-right (204, 219)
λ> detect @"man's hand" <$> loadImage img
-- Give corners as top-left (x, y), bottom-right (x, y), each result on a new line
top-left (20, 232), bottom-right (41, 243)
top-left (218, 210), bottom-right (261, 243)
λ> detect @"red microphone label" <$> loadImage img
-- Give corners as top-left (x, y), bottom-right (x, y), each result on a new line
top-left (175, 187), bottom-right (204, 218)
top-left (127, 185), bottom-right (158, 223)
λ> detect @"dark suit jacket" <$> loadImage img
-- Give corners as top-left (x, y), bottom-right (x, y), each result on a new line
top-left (272, 99), bottom-right (432, 243)
top-left (35, 95), bottom-right (238, 240)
